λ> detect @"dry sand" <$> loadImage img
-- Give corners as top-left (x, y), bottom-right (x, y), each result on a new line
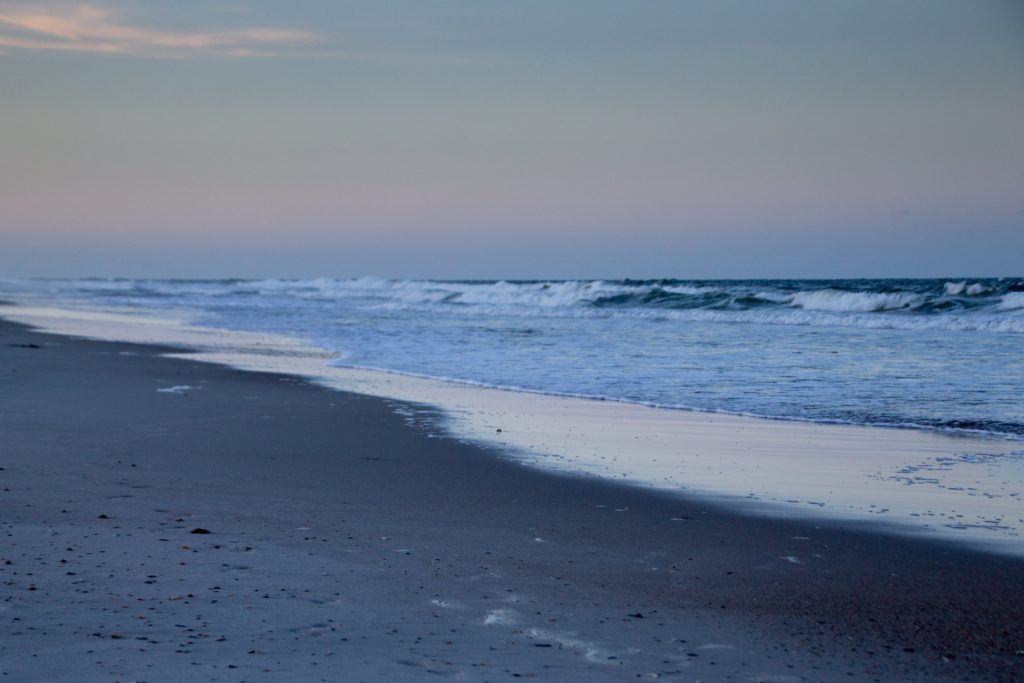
top-left (2, 318), bottom-right (1023, 681)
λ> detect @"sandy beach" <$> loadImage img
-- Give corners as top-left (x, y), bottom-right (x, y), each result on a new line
top-left (3, 316), bottom-right (1024, 682)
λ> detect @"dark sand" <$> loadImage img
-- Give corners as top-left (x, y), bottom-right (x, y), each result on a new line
top-left (2, 318), bottom-right (1023, 682)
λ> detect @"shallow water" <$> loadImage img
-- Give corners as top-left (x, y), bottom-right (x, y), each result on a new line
top-left (3, 277), bottom-right (1022, 439)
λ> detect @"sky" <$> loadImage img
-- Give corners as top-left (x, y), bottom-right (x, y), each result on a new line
top-left (1, 0), bottom-right (1022, 279)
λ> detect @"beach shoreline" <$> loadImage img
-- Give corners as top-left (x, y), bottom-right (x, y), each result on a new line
top-left (3, 316), bottom-right (1024, 680)
top-left (3, 301), bottom-right (1022, 558)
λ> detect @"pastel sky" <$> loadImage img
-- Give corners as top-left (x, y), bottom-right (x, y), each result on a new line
top-left (1, 0), bottom-right (1022, 278)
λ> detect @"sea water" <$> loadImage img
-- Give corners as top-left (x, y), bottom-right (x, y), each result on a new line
top-left (4, 277), bottom-right (1022, 439)
top-left (2, 277), bottom-right (1023, 553)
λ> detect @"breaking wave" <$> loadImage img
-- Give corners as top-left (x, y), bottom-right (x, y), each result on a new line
top-left (8, 276), bottom-right (1024, 333)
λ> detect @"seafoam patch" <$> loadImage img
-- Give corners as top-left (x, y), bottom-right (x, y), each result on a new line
top-left (430, 599), bottom-right (463, 609)
top-left (483, 608), bottom-right (519, 626)
top-left (482, 605), bottom-right (619, 665)
top-left (525, 627), bottom-right (618, 664)
top-left (157, 385), bottom-right (198, 394)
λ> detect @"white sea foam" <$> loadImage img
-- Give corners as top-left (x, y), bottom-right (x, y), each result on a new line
top-left (662, 284), bottom-right (722, 296)
top-left (789, 289), bottom-right (918, 313)
top-left (157, 384), bottom-right (197, 394)
top-left (753, 290), bottom-right (792, 304)
top-left (406, 279), bottom-right (635, 308)
top-left (216, 278), bottom-right (719, 310)
top-left (483, 608), bottom-right (519, 626)
top-left (996, 291), bottom-right (1024, 311)
top-left (524, 627), bottom-right (614, 664)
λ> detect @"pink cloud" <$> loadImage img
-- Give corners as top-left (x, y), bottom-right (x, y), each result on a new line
top-left (0, 3), bottom-right (317, 57)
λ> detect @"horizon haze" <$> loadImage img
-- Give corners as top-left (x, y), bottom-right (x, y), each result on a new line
top-left (2, 1), bottom-right (1022, 279)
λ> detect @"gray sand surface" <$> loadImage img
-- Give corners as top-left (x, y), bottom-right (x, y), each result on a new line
top-left (2, 319), bottom-right (1023, 681)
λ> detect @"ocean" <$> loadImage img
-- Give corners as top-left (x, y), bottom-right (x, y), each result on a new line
top-left (3, 277), bottom-right (1022, 440)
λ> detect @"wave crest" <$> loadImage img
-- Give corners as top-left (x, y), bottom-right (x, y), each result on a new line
top-left (997, 291), bottom-right (1024, 311)
top-left (789, 289), bottom-right (918, 313)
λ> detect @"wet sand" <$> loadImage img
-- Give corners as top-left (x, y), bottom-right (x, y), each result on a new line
top-left (2, 318), bottom-right (1023, 681)
top-left (7, 302), bottom-right (1021, 553)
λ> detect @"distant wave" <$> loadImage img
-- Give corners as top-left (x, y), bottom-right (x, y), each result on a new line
top-left (944, 281), bottom-right (989, 296)
top-left (8, 276), bottom-right (1024, 333)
